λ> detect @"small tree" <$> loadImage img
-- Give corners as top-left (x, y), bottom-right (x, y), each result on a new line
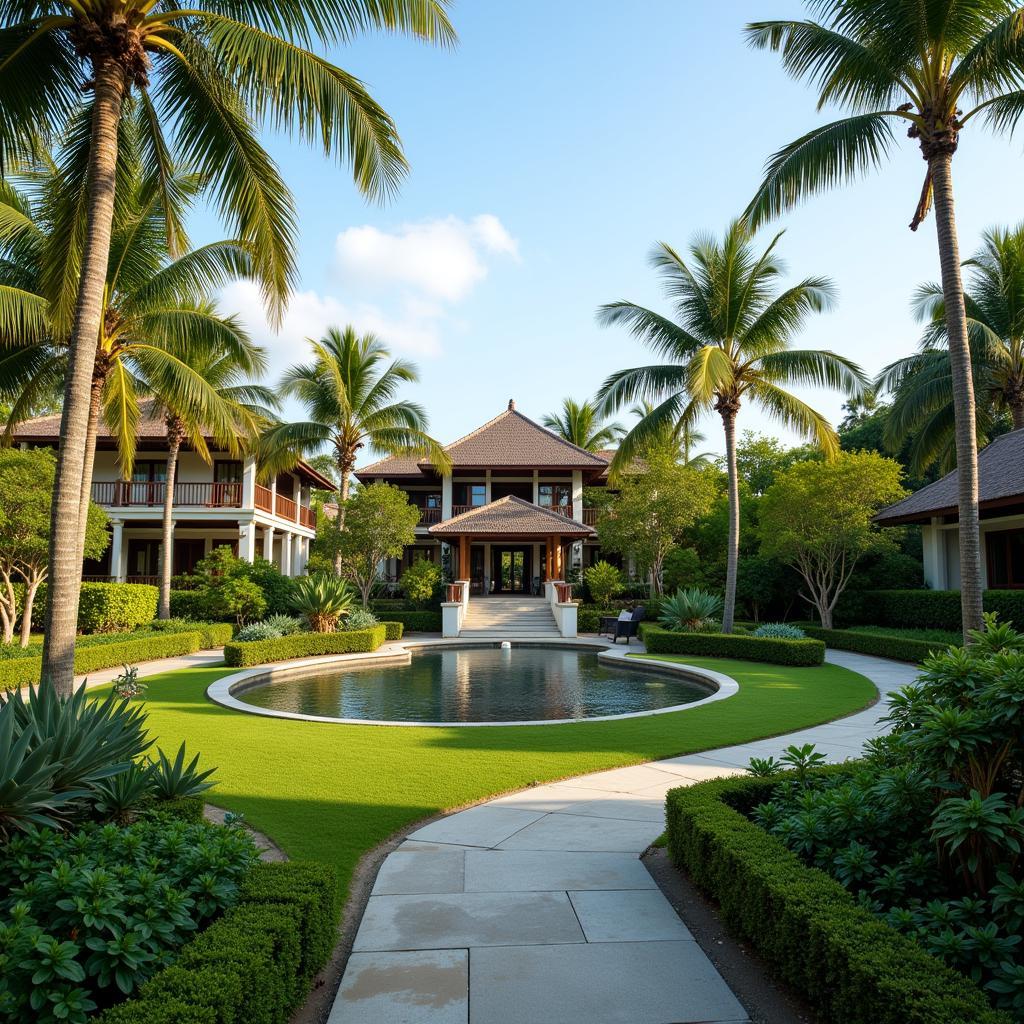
top-left (336, 484), bottom-right (420, 608)
top-left (594, 449), bottom-right (718, 596)
top-left (0, 449), bottom-right (107, 646)
top-left (400, 559), bottom-right (442, 608)
top-left (583, 561), bottom-right (623, 607)
top-left (759, 452), bottom-right (907, 628)
top-left (189, 546), bottom-right (289, 623)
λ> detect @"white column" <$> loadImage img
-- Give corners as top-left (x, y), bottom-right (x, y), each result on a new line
top-left (292, 535), bottom-right (304, 576)
top-left (441, 476), bottom-right (453, 520)
top-left (922, 519), bottom-right (947, 589)
top-left (532, 469), bottom-right (540, 505)
top-left (263, 526), bottom-right (275, 561)
top-left (110, 519), bottom-right (125, 582)
top-left (238, 521), bottom-right (256, 562)
top-left (241, 456), bottom-right (256, 508)
top-left (572, 470), bottom-right (583, 522)
top-left (485, 469), bottom-right (492, 504)
top-left (280, 532), bottom-right (293, 576)
top-left (269, 475), bottom-right (277, 516)
top-left (483, 542), bottom-right (491, 593)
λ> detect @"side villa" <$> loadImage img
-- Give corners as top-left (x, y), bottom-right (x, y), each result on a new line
top-left (356, 400), bottom-right (620, 595)
top-left (12, 402), bottom-right (333, 581)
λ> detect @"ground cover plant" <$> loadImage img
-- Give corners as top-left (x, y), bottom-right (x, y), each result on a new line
top-left (747, 617), bottom-right (1024, 1018)
top-left (85, 655), bottom-right (875, 906)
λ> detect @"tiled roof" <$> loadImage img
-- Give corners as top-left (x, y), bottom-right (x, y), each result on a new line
top-left (10, 401), bottom-right (336, 490)
top-left (428, 495), bottom-right (594, 537)
top-left (875, 428), bottom-right (1024, 524)
top-left (356, 454), bottom-right (429, 479)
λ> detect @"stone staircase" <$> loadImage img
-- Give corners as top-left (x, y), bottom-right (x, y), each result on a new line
top-left (459, 595), bottom-right (561, 638)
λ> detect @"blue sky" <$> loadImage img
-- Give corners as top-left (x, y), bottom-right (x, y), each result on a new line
top-left (207, 1), bottom-right (1024, 462)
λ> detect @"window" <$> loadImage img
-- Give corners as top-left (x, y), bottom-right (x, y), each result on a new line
top-left (987, 528), bottom-right (1024, 589)
top-left (214, 461), bottom-right (243, 483)
top-left (457, 483), bottom-right (486, 507)
top-left (539, 483), bottom-right (571, 508)
top-left (424, 493), bottom-right (442, 509)
top-left (131, 460), bottom-right (166, 483)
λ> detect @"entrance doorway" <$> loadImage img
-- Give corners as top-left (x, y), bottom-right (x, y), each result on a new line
top-left (491, 546), bottom-right (532, 594)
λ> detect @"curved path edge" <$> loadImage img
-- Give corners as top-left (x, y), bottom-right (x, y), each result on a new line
top-left (327, 650), bottom-right (917, 1024)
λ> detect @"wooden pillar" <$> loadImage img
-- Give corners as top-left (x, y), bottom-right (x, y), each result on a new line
top-left (545, 537), bottom-right (553, 579)
top-left (554, 534), bottom-right (562, 578)
top-left (459, 534), bottom-right (470, 579)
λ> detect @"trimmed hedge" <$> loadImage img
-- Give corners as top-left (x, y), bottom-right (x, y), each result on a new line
top-left (169, 589), bottom-right (210, 621)
top-left (381, 621), bottom-right (404, 642)
top-left (368, 609), bottom-right (441, 632)
top-left (842, 589), bottom-right (1024, 630)
top-left (97, 861), bottom-right (340, 1024)
top-left (78, 582), bottom-right (159, 632)
top-left (223, 625), bottom-right (387, 668)
top-left (151, 619), bottom-right (234, 649)
top-left (666, 775), bottom-right (1009, 1024)
top-left (0, 630), bottom-right (202, 689)
top-left (801, 625), bottom-right (939, 664)
top-left (641, 625), bottom-right (825, 666)
top-left (148, 795), bottom-right (205, 823)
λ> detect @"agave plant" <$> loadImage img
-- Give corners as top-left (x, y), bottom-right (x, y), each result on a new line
top-left (290, 574), bottom-right (355, 633)
top-left (91, 761), bottom-right (153, 824)
top-left (148, 743), bottom-right (217, 801)
top-left (658, 588), bottom-right (724, 633)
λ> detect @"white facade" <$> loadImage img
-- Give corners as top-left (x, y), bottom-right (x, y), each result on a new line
top-left (920, 512), bottom-right (1024, 590)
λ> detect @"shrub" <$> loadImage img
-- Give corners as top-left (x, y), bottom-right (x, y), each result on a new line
top-left (752, 622), bottom-right (806, 639)
top-left (186, 548), bottom-right (294, 623)
top-left (838, 589), bottom-right (1024, 630)
top-left (219, 577), bottom-right (267, 626)
top-left (658, 588), bottom-right (723, 632)
top-left (0, 631), bottom-right (203, 690)
top-left (381, 621), bottom-right (404, 641)
top-left (235, 621), bottom-right (283, 642)
top-left (290, 573), bottom-right (355, 632)
top-left (223, 625), bottom-right (387, 667)
top-left (583, 561), bottom-right (624, 607)
top-left (399, 559), bottom-right (442, 607)
top-left (801, 625), bottom-right (938, 663)
top-left (0, 817), bottom-right (258, 1022)
top-left (169, 590), bottom-right (207, 621)
top-left (148, 742), bottom-right (217, 800)
top-left (345, 607), bottom-right (379, 631)
top-left (641, 625), bottom-right (825, 666)
top-left (78, 583), bottom-right (159, 633)
top-left (665, 775), bottom-right (1010, 1024)
top-left (147, 618), bottom-right (233, 649)
top-left (261, 614), bottom-right (303, 636)
top-left (367, 609), bottom-right (440, 632)
top-left (95, 860), bottom-right (339, 1024)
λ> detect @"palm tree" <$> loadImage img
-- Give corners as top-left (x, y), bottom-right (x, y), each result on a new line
top-left (745, 1), bottom-right (1024, 636)
top-left (0, 0), bottom-right (455, 691)
top-left (878, 225), bottom-right (1024, 474)
top-left (0, 143), bottom-right (259, 578)
top-left (627, 400), bottom-right (714, 466)
top-left (596, 221), bottom-right (866, 633)
top-left (541, 398), bottom-right (622, 452)
top-left (261, 326), bottom-right (451, 572)
top-left (149, 338), bottom-right (276, 618)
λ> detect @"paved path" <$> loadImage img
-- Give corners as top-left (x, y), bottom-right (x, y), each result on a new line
top-left (328, 651), bottom-right (917, 1024)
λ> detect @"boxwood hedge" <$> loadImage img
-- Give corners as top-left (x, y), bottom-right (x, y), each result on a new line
top-left (800, 625), bottom-right (939, 663)
top-left (97, 861), bottom-right (339, 1024)
top-left (841, 589), bottom-right (1024, 630)
top-left (223, 625), bottom-right (387, 667)
top-left (666, 775), bottom-right (1010, 1024)
top-left (381, 621), bottom-right (404, 641)
top-left (641, 625), bottom-right (825, 666)
top-left (0, 630), bottom-right (203, 689)
top-left (368, 609), bottom-right (441, 632)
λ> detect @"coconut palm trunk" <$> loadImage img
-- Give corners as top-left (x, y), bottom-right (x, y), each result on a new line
top-left (159, 418), bottom-right (184, 619)
top-left (719, 400), bottom-right (740, 634)
top-left (929, 154), bottom-right (983, 637)
top-left (334, 457), bottom-right (353, 576)
top-left (42, 61), bottom-right (125, 695)
top-left (75, 359), bottom-right (109, 569)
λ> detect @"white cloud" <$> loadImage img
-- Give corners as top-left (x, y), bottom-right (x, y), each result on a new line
top-left (333, 214), bottom-right (519, 301)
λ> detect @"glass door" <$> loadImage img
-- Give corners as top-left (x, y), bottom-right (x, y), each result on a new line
top-left (492, 547), bottom-right (531, 593)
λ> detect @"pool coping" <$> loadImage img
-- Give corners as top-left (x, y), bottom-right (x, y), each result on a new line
top-left (204, 637), bottom-right (739, 727)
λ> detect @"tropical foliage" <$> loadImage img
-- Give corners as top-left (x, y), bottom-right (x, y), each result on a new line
top-left (598, 220), bottom-right (865, 628)
top-left (542, 397), bottom-right (622, 452)
top-left (746, 0), bottom-right (1024, 636)
top-left (289, 573), bottom-right (355, 633)
top-left (583, 560), bottom-right (624, 607)
top-left (658, 587), bottom-right (724, 632)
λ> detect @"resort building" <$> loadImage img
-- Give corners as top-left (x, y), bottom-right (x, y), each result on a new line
top-left (356, 400), bottom-right (619, 595)
top-left (12, 403), bottom-right (332, 581)
top-left (875, 428), bottom-right (1024, 589)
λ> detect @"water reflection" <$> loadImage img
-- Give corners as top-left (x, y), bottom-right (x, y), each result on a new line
top-left (240, 647), bottom-right (709, 723)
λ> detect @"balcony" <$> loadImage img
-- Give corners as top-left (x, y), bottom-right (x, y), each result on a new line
top-left (582, 508), bottom-right (598, 526)
top-left (419, 507), bottom-right (442, 526)
top-left (538, 503), bottom-right (574, 518)
top-left (255, 484), bottom-right (317, 529)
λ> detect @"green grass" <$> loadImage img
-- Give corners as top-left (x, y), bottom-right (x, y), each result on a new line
top-left (101, 655), bottom-right (875, 902)
top-left (848, 624), bottom-right (962, 645)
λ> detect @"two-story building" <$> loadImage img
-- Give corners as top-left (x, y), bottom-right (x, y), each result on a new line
top-left (356, 400), bottom-right (618, 594)
top-left (12, 402), bottom-right (332, 581)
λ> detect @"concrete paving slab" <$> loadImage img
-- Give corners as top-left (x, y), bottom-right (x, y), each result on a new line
top-left (556, 764), bottom-right (685, 793)
top-left (353, 891), bottom-right (585, 951)
top-left (464, 850), bottom-right (657, 892)
top-left (372, 849), bottom-right (465, 896)
top-left (550, 795), bottom-right (666, 822)
top-left (495, 813), bottom-right (663, 852)
top-left (569, 889), bottom-right (693, 942)
top-left (469, 941), bottom-right (748, 1024)
top-left (328, 949), bottom-right (468, 1024)
top-left (407, 806), bottom-right (545, 848)
top-left (399, 841), bottom-right (482, 852)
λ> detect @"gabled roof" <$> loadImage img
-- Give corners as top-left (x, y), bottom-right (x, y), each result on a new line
top-left (355, 400), bottom-right (610, 480)
top-left (9, 401), bottom-right (336, 491)
top-left (875, 428), bottom-right (1024, 525)
top-left (428, 495), bottom-right (594, 537)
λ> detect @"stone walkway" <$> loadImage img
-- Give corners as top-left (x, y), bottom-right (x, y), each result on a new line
top-left (328, 651), bottom-right (917, 1024)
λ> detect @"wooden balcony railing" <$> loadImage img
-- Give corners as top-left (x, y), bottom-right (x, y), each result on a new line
top-left (582, 507), bottom-right (598, 526)
top-left (299, 504), bottom-right (317, 529)
top-left (418, 507), bottom-right (442, 525)
top-left (254, 484), bottom-right (274, 513)
top-left (451, 504), bottom-right (473, 517)
top-left (538, 503), bottom-right (574, 518)
top-left (91, 481), bottom-right (243, 507)
top-left (275, 493), bottom-right (297, 522)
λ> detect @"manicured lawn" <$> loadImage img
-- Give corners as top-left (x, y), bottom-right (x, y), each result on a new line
top-left (99, 655), bottom-right (875, 900)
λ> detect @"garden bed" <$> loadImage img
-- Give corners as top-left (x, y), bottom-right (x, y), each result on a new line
top-left (641, 625), bottom-right (825, 666)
